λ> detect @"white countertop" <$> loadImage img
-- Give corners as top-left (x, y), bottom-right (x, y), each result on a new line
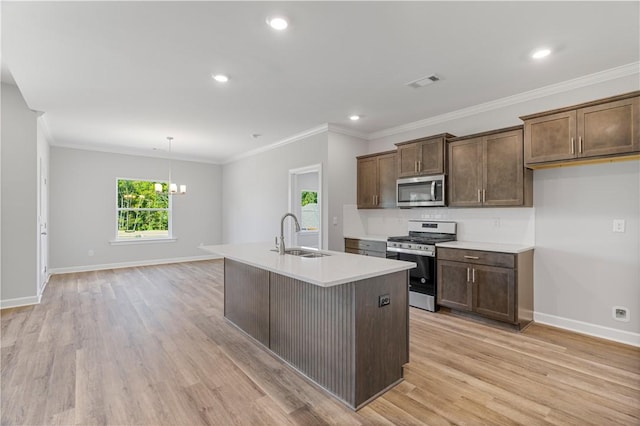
top-left (436, 241), bottom-right (534, 254)
top-left (200, 242), bottom-right (415, 287)
top-left (343, 234), bottom-right (389, 243)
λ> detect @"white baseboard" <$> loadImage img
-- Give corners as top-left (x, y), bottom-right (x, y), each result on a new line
top-left (0, 295), bottom-right (41, 310)
top-left (49, 254), bottom-right (223, 275)
top-left (534, 312), bottom-right (640, 347)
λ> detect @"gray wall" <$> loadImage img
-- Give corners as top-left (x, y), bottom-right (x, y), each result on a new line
top-left (49, 147), bottom-right (222, 271)
top-left (534, 161), bottom-right (639, 335)
top-left (222, 132), bottom-right (329, 245)
top-left (1, 83), bottom-right (38, 303)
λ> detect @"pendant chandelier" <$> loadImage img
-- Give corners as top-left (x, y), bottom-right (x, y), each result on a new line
top-left (155, 136), bottom-right (186, 195)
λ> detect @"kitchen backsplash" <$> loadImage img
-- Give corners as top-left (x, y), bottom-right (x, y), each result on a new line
top-left (343, 205), bottom-right (535, 245)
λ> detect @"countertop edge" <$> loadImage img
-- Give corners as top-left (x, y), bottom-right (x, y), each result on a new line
top-left (436, 241), bottom-right (535, 254)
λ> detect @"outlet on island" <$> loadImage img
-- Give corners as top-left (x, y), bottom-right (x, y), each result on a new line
top-left (378, 294), bottom-right (391, 307)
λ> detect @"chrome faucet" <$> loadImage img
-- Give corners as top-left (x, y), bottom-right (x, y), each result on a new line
top-left (279, 213), bottom-right (301, 255)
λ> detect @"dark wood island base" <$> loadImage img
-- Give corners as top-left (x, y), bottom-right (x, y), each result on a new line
top-left (223, 258), bottom-right (410, 410)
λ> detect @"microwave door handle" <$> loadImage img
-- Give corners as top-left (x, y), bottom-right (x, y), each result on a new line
top-left (431, 181), bottom-right (436, 201)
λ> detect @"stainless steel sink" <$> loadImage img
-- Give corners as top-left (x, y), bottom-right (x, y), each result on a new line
top-left (270, 248), bottom-right (330, 258)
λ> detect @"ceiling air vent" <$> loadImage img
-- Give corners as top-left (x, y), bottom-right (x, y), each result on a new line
top-left (406, 74), bottom-right (440, 89)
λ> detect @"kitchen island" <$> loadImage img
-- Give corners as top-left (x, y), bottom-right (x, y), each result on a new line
top-left (200, 242), bottom-right (415, 410)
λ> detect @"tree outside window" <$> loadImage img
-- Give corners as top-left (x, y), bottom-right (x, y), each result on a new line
top-left (300, 190), bottom-right (319, 231)
top-left (117, 179), bottom-right (170, 239)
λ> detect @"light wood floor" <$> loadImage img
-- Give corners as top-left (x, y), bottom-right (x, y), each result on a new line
top-left (2, 260), bottom-right (639, 425)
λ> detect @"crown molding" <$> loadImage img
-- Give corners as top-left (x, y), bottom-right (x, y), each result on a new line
top-left (368, 62), bottom-right (640, 141)
top-left (223, 124), bottom-right (330, 164)
top-left (327, 124), bottom-right (369, 140)
top-left (51, 141), bottom-right (223, 165)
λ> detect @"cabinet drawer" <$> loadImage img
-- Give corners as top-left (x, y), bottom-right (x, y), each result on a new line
top-left (437, 248), bottom-right (515, 268)
top-left (345, 238), bottom-right (386, 252)
top-left (345, 247), bottom-right (386, 258)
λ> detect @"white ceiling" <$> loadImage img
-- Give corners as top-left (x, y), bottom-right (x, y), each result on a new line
top-left (2, 1), bottom-right (639, 163)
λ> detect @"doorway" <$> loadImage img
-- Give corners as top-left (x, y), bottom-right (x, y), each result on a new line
top-left (288, 164), bottom-right (322, 249)
top-left (37, 156), bottom-right (49, 296)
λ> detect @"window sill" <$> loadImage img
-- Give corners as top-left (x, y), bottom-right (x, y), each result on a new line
top-left (109, 238), bottom-right (177, 246)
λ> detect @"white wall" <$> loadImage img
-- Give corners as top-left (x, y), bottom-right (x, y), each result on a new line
top-left (327, 132), bottom-right (368, 250)
top-left (1, 83), bottom-right (38, 306)
top-left (534, 161), bottom-right (640, 338)
top-left (222, 132), bottom-right (329, 245)
top-left (49, 147), bottom-right (222, 271)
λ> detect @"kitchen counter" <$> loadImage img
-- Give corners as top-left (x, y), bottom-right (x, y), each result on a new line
top-left (200, 242), bottom-right (415, 287)
top-left (204, 241), bottom-right (414, 410)
top-left (343, 234), bottom-right (389, 243)
top-left (436, 240), bottom-right (534, 254)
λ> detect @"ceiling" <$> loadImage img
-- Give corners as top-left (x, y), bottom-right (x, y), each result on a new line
top-left (2, 1), bottom-right (639, 163)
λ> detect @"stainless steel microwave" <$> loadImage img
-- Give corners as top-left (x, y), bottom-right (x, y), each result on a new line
top-left (396, 175), bottom-right (445, 207)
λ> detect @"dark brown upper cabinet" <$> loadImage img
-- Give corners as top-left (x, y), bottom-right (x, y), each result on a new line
top-left (357, 150), bottom-right (397, 209)
top-left (448, 126), bottom-right (532, 207)
top-left (521, 92), bottom-right (639, 168)
top-left (395, 133), bottom-right (454, 178)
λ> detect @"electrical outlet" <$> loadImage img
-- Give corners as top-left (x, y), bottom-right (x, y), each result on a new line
top-left (88, 249), bottom-right (94, 257)
top-left (612, 306), bottom-right (630, 322)
top-left (493, 217), bottom-right (501, 228)
top-left (378, 294), bottom-right (391, 307)
top-left (613, 219), bottom-right (626, 233)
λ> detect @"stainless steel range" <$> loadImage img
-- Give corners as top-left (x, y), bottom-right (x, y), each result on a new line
top-left (386, 221), bottom-right (457, 311)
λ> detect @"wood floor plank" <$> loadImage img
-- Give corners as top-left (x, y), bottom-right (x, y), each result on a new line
top-left (2, 259), bottom-right (639, 425)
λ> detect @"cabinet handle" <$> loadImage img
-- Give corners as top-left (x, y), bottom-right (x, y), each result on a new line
top-left (467, 267), bottom-right (470, 282)
top-left (472, 268), bottom-right (476, 283)
top-left (482, 189), bottom-right (486, 203)
top-left (579, 136), bottom-right (583, 154)
top-left (414, 161), bottom-right (418, 173)
top-left (376, 195), bottom-right (379, 205)
top-left (418, 160), bottom-right (422, 172)
top-left (571, 137), bottom-right (575, 154)
top-left (464, 255), bottom-right (480, 260)
top-left (477, 189), bottom-right (481, 203)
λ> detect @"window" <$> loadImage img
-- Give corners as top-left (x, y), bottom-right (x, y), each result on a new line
top-left (116, 179), bottom-right (170, 240)
top-left (300, 190), bottom-right (319, 231)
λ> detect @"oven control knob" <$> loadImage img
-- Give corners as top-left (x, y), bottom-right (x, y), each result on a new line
top-left (421, 278), bottom-right (426, 284)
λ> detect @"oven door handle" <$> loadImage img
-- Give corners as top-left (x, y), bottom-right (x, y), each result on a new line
top-left (386, 246), bottom-right (435, 257)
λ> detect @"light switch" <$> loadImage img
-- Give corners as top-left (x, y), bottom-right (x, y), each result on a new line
top-left (613, 219), bottom-right (625, 233)
top-left (332, 216), bottom-right (338, 226)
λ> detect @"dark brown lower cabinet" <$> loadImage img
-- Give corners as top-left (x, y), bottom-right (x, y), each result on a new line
top-left (224, 258), bottom-right (409, 410)
top-left (437, 248), bottom-right (532, 328)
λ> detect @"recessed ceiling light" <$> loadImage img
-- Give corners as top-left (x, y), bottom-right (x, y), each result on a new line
top-left (266, 16), bottom-right (288, 30)
top-left (349, 115), bottom-right (360, 121)
top-left (212, 74), bottom-right (229, 83)
top-left (532, 48), bottom-right (551, 59)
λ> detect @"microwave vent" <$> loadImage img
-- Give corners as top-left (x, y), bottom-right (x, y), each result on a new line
top-left (406, 74), bottom-right (440, 89)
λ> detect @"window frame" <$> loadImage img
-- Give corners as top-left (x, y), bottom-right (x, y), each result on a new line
top-left (114, 177), bottom-right (173, 242)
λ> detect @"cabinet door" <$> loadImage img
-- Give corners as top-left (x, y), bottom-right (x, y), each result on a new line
top-left (524, 110), bottom-right (577, 164)
top-left (397, 143), bottom-right (419, 178)
top-left (418, 138), bottom-right (445, 175)
top-left (483, 129), bottom-right (524, 206)
top-left (357, 157), bottom-right (378, 208)
top-left (437, 260), bottom-right (472, 311)
top-left (472, 264), bottom-right (515, 323)
top-left (448, 138), bottom-right (483, 207)
top-left (578, 97), bottom-right (640, 158)
top-left (377, 153), bottom-right (397, 208)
